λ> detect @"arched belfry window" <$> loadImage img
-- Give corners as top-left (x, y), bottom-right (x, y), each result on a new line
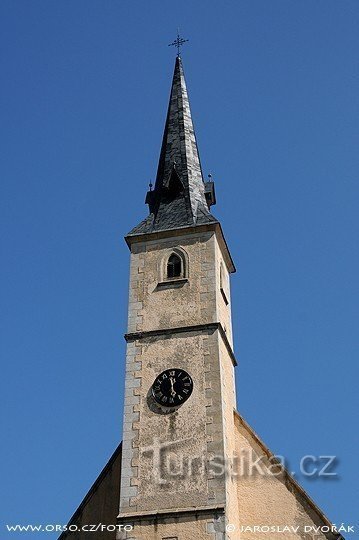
top-left (167, 253), bottom-right (182, 279)
top-left (159, 248), bottom-right (188, 284)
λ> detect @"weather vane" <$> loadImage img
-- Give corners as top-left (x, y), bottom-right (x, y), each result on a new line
top-left (168, 30), bottom-right (189, 57)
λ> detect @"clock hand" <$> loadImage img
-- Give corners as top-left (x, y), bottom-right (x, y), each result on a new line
top-left (170, 376), bottom-right (176, 397)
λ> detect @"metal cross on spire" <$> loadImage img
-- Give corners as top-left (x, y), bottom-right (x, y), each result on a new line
top-left (168, 31), bottom-right (189, 57)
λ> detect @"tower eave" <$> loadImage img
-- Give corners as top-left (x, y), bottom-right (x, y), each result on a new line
top-left (124, 221), bottom-right (236, 274)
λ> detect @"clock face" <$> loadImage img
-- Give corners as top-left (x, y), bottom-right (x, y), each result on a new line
top-left (152, 369), bottom-right (193, 407)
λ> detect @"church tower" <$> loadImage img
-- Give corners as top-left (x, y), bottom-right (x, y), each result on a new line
top-left (117, 55), bottom-right (238, 538)
top-left (60, 53), bottom-right (344, 540)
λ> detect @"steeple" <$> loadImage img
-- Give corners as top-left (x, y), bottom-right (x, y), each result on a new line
top-left (61, 50), bottom-right (342, 540)
top-left (128, 56), bottom-right (217, 237)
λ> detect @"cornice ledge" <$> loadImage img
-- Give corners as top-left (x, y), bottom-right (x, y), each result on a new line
top-left (125, 322), bottom-right (237, 366)
top-left (125, 222), bottom-right (218, 246)
top-left (117, 504), bottom-right (225, 521)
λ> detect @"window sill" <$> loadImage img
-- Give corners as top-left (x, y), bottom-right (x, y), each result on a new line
top-left (157, 278), bottom-right (188, 288)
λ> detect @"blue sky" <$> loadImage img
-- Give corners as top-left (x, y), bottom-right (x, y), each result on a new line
top-left (1, 0), bottom-right (358, 536)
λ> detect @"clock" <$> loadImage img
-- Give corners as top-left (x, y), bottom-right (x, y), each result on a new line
top-left (151, 369), bottom-right (193, 407)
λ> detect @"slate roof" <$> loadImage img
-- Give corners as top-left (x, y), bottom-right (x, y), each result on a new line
top-left (128, 56), bottom-right (218, 237)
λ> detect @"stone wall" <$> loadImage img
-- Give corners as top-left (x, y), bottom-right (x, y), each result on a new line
top-left (119, 227), bottom-right (238, 538)
top-left (234, 412), bottom-right (341, 540)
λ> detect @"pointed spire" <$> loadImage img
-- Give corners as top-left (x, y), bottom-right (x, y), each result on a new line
top-left (128, 56), bottom-right (217, 237)
top-left (154, 56), bottom-right (208, 220)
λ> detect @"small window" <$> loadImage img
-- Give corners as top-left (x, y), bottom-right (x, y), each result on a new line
top-left (167, 253), bottom-right (182, 279)
top-left (220, 262), bottom-right (229, 305)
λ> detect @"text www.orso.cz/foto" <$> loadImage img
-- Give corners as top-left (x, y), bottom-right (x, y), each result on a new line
top-left (5, 523), bottom-right (133, 533)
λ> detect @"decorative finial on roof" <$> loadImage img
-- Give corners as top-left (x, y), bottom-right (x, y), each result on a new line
top-left (168, 30), bottom-right (189, 57)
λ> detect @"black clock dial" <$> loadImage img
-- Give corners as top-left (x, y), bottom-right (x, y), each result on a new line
top-left (152, 369), bottom-right (193, 407)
